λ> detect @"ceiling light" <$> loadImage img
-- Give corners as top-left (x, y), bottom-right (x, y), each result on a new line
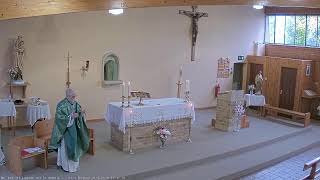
top-left (253, 5), bottom-right (264, 10)
top-left (109, 9), bottom-right (124, 15)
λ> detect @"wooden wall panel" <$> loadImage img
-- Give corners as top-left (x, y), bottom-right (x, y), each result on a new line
top-left (2, 0), bottom-right (320, 20)
top-left (314, 61), bottom-right (320, 82)
top-left (265, 7), bottom-right (320, 15)
top-left (265, 44), bottom-right (320, 61)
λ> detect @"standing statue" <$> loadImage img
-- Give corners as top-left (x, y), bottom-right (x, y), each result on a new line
top-left (255, 71), bottom-right (263, 95)
top-left (13, 36), bottom-right (25, 81)
top-left (14, 36), bottom-right (25, 70)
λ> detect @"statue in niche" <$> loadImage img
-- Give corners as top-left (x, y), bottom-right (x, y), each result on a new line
top-left (102, 53), bottom-right (120, 84)
top-left (255, 71), bottom-right (263, 95)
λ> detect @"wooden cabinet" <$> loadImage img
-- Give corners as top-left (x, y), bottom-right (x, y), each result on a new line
top-left (244, 56), bottom-right (316, 113)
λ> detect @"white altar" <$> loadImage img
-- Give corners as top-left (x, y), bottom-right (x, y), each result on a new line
top-left (105, 98), bottom-right (195, 152)
top-left (27, 103), bottom-right (51, 127)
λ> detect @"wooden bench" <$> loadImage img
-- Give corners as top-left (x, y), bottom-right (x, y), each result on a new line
top-left (302, 157), bottom-right (320, 180)
top-left (263, 104), bottom-right (311, 127)
top-left (7, 136), bottom-right (47, 176)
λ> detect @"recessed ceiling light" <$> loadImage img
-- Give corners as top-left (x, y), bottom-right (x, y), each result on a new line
top-left (253, 5), bottom-right (264, 10)
top-left (109, 9), bottom-right (124, 15)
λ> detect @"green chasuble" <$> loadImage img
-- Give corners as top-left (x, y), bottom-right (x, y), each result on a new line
top-left (50, 98), bottom-right (89, 162)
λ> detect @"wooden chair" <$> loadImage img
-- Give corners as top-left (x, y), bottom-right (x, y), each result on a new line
top-left (302, 157), bottom-right (320, 180)
top-left (34, 120), bottom-right (54, 162)
top-left (7, 135), bottom-right (47, 176)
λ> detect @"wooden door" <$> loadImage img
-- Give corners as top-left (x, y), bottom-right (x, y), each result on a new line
top-left (279, 67), bottom-right (297, 110)
top-left (232, 63), bottom-right (244, 90)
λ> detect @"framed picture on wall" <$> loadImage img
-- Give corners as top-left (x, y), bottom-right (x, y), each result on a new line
top-left (306, 64), bottom-right (311, 76)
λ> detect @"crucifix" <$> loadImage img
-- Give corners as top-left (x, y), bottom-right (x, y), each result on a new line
top-left (65, 52), bottom-right (72, 88)
top-left (179, 6), bottom-right (208, 61)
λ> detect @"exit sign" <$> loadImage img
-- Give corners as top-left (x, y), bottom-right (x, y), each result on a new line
top-left (238, 56), bottom-right (245, 61)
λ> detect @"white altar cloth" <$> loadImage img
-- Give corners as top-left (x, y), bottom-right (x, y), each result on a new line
top-left (27, 103), bottom-right (51, 126)
top-left (0, 102), bottom-right (16, 117)
top-left (244, 94), bottom-right (266, 107)
top-left (105, 98), bottom-right (195, 132)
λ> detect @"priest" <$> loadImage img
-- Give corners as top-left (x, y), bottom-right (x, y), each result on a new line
top-left (50, 88), bottom-right (89, 172)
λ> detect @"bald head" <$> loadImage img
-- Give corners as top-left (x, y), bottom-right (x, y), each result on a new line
top-left (66, 88), bottom-right (77, 103)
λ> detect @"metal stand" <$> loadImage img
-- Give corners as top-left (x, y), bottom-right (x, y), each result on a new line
top-left (137, 96), bottom-right (144, 106)
top-left (127, 96), bottom-right (131, 108)
top-left (121, 96), bottom-right (126, 108)
top-left (177, 81), bottom-right (183, 98)
top-left (187, 118), bottom-right (192, 143)
top-left (129, 125), bottom-right (134, 155)
top-left (185, 91), bottom-right (190, 102)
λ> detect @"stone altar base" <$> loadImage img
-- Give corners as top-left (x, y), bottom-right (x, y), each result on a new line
top-left (110, 118), bottom-right (191, 152)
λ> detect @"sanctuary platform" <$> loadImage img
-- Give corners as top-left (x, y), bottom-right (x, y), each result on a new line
top-left (1, 109), bottom-right (320, 180)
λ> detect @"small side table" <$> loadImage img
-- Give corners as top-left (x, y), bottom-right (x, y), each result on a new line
top-left (27, 103), bottom-right (51, 127)
top-left (244, 94), bottom-right (266, 115)
top-left (0, 101), bottom-right (17, 136)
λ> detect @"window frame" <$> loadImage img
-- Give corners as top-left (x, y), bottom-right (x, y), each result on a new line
top-left (265, 14), bottom-right (320, 48)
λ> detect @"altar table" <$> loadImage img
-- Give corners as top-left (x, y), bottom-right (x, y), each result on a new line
top-left (105, 98), bottom-right (195, 152)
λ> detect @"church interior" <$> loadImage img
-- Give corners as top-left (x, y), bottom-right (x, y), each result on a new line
top-left (1, 0), bottom-right (320, 179)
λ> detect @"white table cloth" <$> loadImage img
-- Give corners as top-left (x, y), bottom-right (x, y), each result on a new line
top-left (244, 94), bottom-right (266, 107)
top-left (27, 103), bottom-right (51, 126)
top-left (105, 98), bottom-right (195, 132)
top-left (0, 102), bottom-right (16, 117)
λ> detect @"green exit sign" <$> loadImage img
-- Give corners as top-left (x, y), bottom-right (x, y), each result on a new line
top-left (238, 56), bottom-right (245, 61)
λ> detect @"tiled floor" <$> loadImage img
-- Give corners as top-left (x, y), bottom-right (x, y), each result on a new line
top-left (242, 146), bottom-right (320, 180)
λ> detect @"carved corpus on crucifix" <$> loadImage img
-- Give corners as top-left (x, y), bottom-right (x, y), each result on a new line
top-left (179, 6), bottom-right (208, 61)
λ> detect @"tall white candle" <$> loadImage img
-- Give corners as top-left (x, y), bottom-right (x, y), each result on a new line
top-left (179, 65), bottom-right (183, 82)
top-left (121, 82), bottom-right (125, 97)
top-left (127, 81), bottom-right (131, 97)
top-left (186, 80), bottom-right (190, 92)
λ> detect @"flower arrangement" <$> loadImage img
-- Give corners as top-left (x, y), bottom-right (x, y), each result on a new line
top-left (234, 104), bottom-right (245, 117)
top-left (233, 104), bottom-right (245, 132)
top-left (155, 127), bottom-right (172, 148)
top-left (8, 67), bottom-right (23, 82)
top-left (248, 85), bottom-right (255, 95)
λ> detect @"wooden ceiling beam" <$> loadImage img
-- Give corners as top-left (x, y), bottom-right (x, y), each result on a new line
top-left (1, 0), bottom-right (320, 21)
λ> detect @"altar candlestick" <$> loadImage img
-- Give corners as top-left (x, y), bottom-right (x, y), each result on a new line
top-left (186, 80), bottom-right (190, 92)
top-left (127, 81), bottom-right (131, 97)
top-left (121, 82), bottom-right (125, 97)
top-left (179, 65), bottom-right (183, 82)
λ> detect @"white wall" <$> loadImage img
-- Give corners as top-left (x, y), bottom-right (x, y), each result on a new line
top-left (0, 6), bottom-right (265, 120)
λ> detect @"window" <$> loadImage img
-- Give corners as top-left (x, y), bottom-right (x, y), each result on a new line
top-left (266, 15), bottom-right (320, 47)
